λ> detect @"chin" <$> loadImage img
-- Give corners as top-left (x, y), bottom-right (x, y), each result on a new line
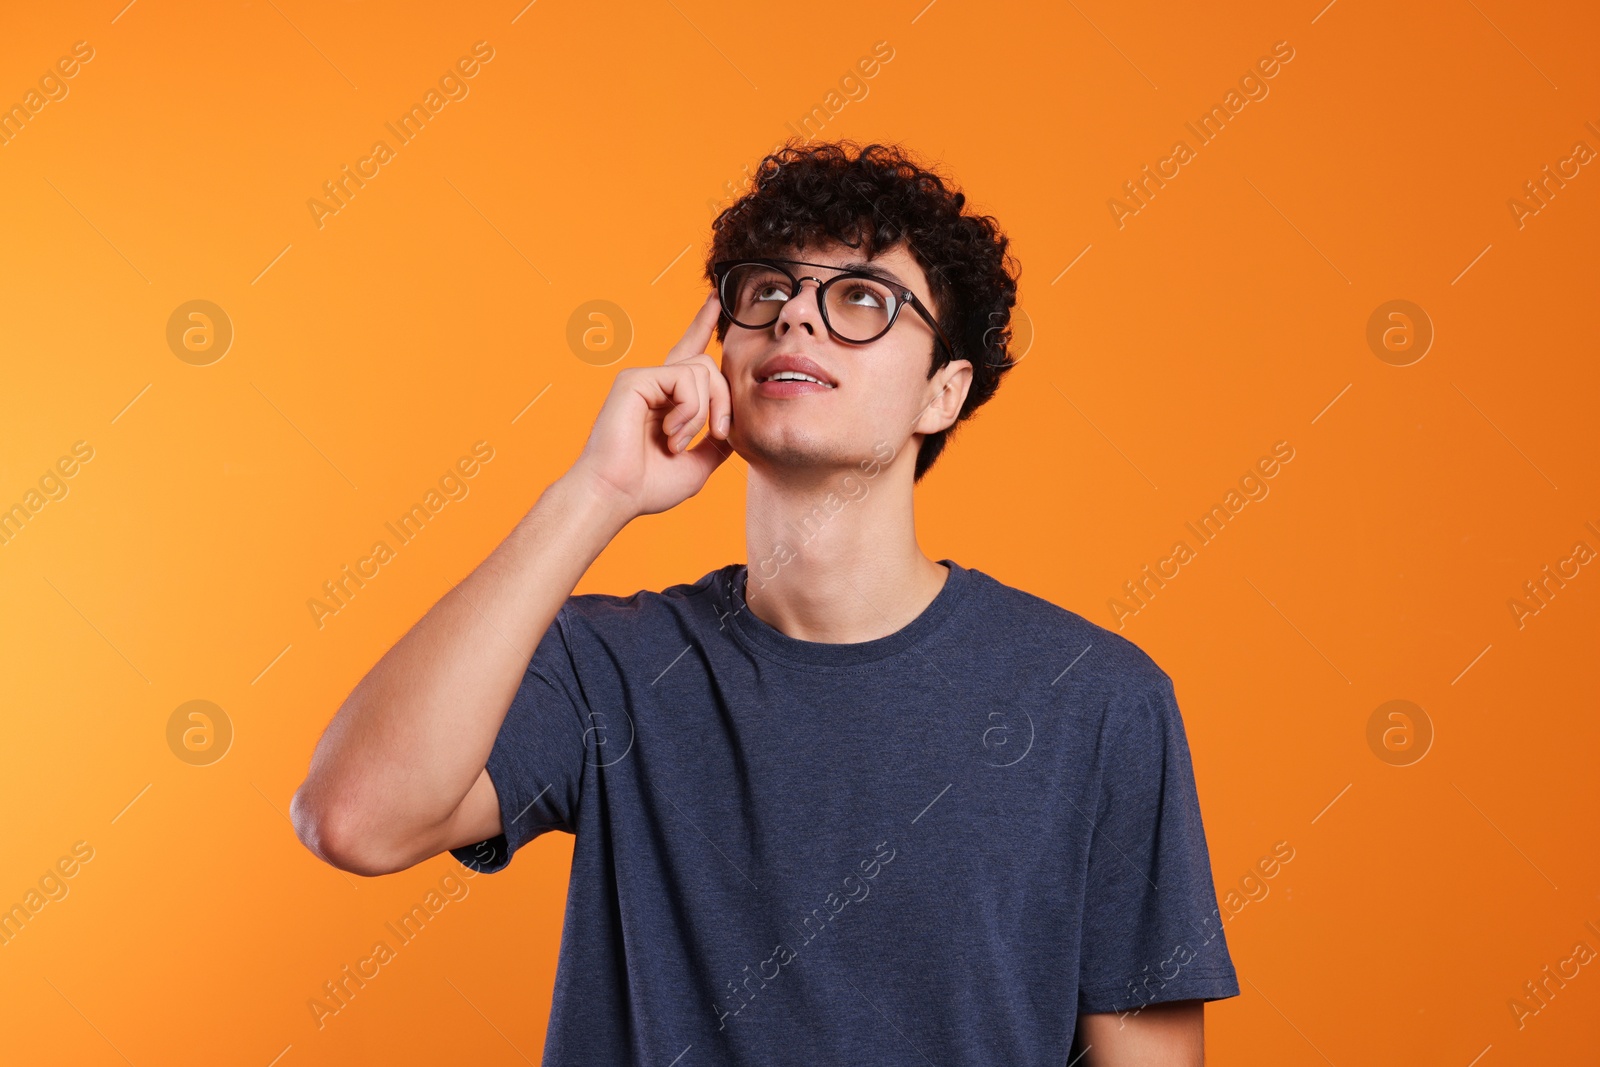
top-left (739, 427), bottom-right (873, 475)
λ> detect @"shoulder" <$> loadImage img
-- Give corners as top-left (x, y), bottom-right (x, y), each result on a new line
top-left (553, 565), bottom-right (730, 643)
top-left (963, 564), bottom-right (1173, 703)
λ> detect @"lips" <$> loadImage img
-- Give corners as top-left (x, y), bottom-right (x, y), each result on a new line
top-left (755, 353), bottom-right (836, 388)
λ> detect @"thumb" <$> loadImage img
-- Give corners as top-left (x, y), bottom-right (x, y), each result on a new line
top-left (683, 426), bottom-right (734, 479)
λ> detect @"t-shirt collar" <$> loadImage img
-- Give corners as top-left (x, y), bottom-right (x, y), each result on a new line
top-left (713, 559), bottom-right (970, 667)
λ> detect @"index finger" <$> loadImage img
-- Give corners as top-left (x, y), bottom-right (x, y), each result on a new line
top-left (664, 293), bottom-right (723, 365)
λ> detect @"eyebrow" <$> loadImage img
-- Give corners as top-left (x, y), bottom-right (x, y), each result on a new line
top-left (838, 261), bottom-right (907, 288)
top-left (775, 258), bottom-right (909, 290)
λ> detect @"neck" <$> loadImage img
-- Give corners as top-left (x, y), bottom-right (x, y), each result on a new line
top-left (740, 451), bottom-right (948, 643)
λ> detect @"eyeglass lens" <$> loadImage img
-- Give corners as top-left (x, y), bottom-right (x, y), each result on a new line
top-left (721, 263), bottom-right (898, 343)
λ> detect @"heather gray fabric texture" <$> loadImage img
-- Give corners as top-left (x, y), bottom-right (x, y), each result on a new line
top-left (452, 559), bottom-right (1239, 1064)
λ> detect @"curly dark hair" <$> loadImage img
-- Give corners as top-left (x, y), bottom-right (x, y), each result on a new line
top-left (703, 140), bottom-right (1021, 482)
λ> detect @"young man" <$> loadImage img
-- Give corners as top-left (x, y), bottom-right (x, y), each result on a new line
top-left (291, 141), bottom-right (1239, 1065)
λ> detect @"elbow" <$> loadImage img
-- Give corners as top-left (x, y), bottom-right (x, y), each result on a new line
top-left (290, 787), bottom-right (396, 878)
top-left (288, 786), bottom-right (344, 868)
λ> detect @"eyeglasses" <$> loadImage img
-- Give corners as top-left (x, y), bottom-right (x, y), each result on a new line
top-left (713, 258), bottom-right (956, 362)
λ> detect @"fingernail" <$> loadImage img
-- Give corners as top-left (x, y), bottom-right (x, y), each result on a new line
top-left (719, 415), bottom-right (731, 435)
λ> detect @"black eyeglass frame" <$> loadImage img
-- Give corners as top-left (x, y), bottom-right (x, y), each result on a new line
top-left (712, 258), bottom-right (958, 364)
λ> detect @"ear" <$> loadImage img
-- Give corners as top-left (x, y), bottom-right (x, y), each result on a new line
top-left (912, 359), bottom-right (973, 435)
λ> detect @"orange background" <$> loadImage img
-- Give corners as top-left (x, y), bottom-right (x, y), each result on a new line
top-left (2, 0), bottom-right (1597, 1063)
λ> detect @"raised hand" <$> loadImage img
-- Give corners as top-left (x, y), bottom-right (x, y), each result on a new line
top-left (569, 293), bottom-right (735, 519)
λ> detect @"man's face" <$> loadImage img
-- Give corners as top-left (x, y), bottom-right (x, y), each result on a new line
top-left (719, 237), bottom-right (970, 478)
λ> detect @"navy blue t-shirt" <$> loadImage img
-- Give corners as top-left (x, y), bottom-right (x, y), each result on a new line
top-left (452, 559), bottom-right (1239, 1064)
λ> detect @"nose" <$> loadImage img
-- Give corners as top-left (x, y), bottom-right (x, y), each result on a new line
top-left (773, 275), bottom-right (825, 341)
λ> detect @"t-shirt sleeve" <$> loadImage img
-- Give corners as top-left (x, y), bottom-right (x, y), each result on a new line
top-left (449, 604), bottom-right (590, 875)
top-left (1076, 672), bottom-right (1240, 1015)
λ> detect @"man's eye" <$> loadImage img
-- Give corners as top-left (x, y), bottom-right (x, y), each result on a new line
top-left (840, 283), bottom-right (884, 308)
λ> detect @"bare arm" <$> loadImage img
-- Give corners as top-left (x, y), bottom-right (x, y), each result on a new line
top-left (1073, 1001), bottom-right (1205, 1066)
top-left (289, 474), bottom-right (630, 876)
top-left (290, 294), bottom-right (733, 876)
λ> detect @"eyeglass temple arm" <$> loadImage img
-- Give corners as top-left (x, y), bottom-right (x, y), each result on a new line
top-left (904, 294), bottom-right (958, 364)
